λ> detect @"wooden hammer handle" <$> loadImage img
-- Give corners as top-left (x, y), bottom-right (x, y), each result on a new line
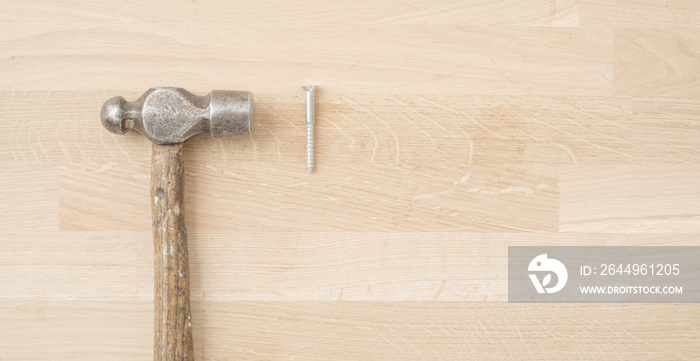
top-left (151, 143), bottom-right (194, 361)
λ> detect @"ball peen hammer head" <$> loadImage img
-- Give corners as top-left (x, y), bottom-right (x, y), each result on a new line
top-left (101, 87), bottom-right (253, 144)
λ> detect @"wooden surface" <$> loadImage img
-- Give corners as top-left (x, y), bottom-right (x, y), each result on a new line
top-left (1, 1), bottom-right (699, 360)
top-left (151, 143), bottom-right (194, 360)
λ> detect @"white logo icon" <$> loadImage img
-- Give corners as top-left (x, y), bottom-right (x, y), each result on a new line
top-left (528, 254), bottom-right (568, 294)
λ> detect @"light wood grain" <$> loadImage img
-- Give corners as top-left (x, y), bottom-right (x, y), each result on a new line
top-left (0, 22), bottom-right (613, 95)
top-left (3, 92), bottom-right (699, 164)
top-left (3, 232), bottom-right (698, 302)
top-left (0, 301), bottom-right (153, 361)
top-left (560, 165), bottom-right (700, 232)
top-left (615, 28), bottom-right (700, 97)
top-left (61, 161), bottom-right (558, 232)
top-left (2, 0), bottom-right (700, 359)
top-left (0, 301), bottom-right (696, 360)
top-left (204, 302), bottom-right (699, 361)
top-left (0, 232), bottom-right (148, 300)
top-left (0, 162), bottom-right (59, 231)
top-left (631, 97), bottom-right (700, 163)
top-left (582, 0), bottom-right (700, 27)
top-left (1, 0), bottom-right (579, 26)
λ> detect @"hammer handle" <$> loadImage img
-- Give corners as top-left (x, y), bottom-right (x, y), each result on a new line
top-left (151, 143), bottom-right (195, 361)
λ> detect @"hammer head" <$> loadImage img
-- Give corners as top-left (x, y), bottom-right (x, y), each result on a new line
top-left (101, 87), bottom-right (253, 144)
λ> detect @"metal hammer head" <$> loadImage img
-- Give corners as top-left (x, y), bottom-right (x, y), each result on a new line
top-left (101, 87), bottom-right (253, 144)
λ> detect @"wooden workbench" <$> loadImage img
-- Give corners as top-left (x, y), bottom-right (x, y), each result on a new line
top-left (1, 1), bottom-right (699, 359)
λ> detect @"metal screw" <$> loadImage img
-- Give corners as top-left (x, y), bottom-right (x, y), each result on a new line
top-left (302, 86), bottom-right (317, 173)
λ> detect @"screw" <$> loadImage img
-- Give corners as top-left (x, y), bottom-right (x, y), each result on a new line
top-left (302, 86), bottom-right (317, 173)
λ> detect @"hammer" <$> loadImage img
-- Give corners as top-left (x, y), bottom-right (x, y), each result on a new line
top-left (100, 87), bottom-right (254, 360)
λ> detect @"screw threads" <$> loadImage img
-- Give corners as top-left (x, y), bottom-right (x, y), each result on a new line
top-left (302, 86), bottom-right (317, 173)
top-left (306, 122), bottom-right (314, 172)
